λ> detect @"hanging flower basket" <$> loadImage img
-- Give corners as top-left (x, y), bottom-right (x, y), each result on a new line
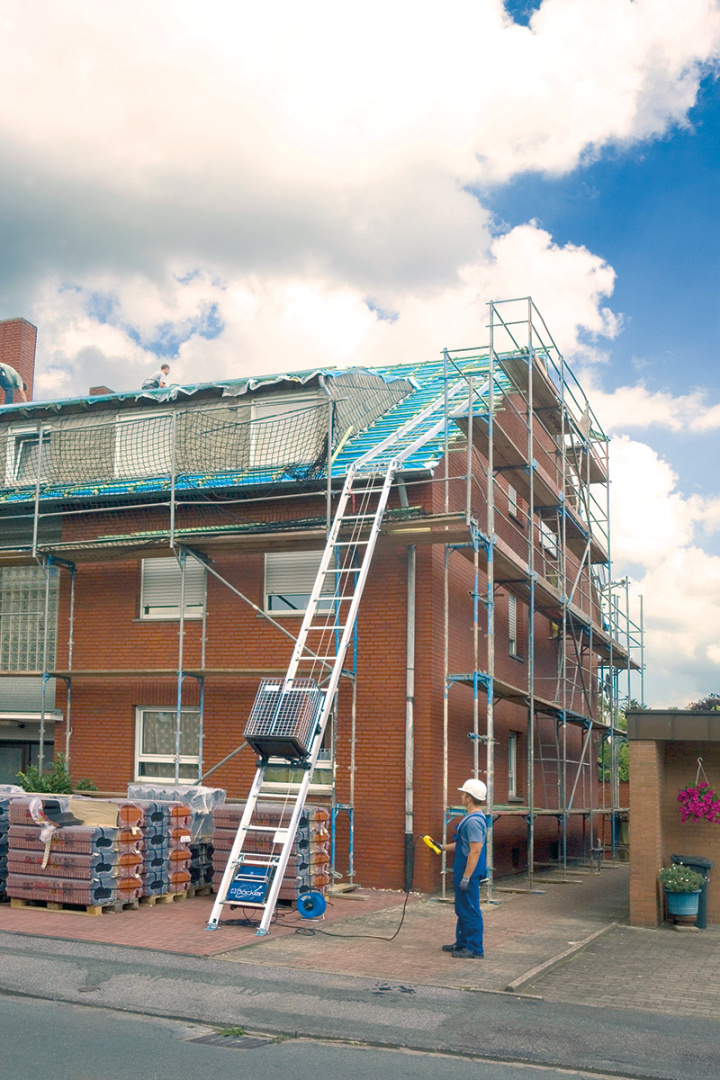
top-left (678, 758), bottom-right (720, 824)
top-left (677, 781), bottom-right (720, 824)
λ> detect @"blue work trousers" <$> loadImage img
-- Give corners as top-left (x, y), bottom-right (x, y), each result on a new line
top-left (453, 862), bottom-right (484, 956)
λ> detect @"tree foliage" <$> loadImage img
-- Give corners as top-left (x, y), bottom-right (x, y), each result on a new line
top-left (687, 693), bottom-right (720, 712)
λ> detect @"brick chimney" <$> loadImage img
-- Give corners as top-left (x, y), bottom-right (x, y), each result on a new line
top-left (0, 317), bottom-right (37, 401)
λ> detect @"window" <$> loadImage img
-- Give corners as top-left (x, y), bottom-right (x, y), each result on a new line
top-left (135, 707), bottom-right (200, 781)
top-left (115, 412), bottom-right (173, 478)
top-left (251, 394), bottom-right (319, 469)
top-left (265, 550), bottom-right (335, 614)
top-left (6, 428), bottom-right (49, 486)
top-left (539, 520), bottom-right (558, 559)
top-left (508, 732), bottom-right (519, 799)
top-left (0, 565), bottom-right (58, 671)
top-left (508, 483), bottom-right (519, 519)
top-left (264, 715), bottom-right (333, 794)
top-left (140, 557), bottom-right (206, 620)
top-left (508, 593), bottom-right (518, 657)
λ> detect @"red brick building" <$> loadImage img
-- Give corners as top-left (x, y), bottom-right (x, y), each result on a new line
top-left (0, 300), bottom-right (639, 892)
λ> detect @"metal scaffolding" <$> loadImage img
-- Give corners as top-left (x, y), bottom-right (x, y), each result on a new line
top-left (0, 298), bottom-right (641, 893)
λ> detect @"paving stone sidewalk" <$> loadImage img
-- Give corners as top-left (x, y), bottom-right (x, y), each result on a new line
top-left (2, 864), bottom-right (720, 1019)
top-left (521, 922), bottom-right (720, 1019)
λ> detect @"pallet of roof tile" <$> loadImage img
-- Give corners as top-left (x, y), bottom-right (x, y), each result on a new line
top-left (139, 891), bottom-right (189, 906)
top-left (6, 872), bottom-right (142, 910)
top-left (186, 883), bottom-right (214, 898)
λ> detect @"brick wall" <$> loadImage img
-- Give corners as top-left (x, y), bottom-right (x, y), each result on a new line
top-left (0, 318), bottom-right (37, 399)
top-left (53, 460), bottom-right (608, 892)
top-left (630, 740), bottom-right (720, 927)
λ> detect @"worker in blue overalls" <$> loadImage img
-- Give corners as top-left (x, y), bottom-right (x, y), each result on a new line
top-left (441, 778), bottom-right (487, 958)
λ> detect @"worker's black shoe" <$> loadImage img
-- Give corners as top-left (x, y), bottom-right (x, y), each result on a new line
top-left (441, 944), bottom-right (458, 952)
top-left (451, 948), bottom-right (483, 958)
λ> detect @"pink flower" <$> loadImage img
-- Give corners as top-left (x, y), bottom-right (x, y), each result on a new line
top-left (678, 783), bottom-right (720, 823)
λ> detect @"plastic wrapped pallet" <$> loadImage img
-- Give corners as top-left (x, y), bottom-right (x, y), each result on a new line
top-left (126, 799), bottom-right (192, 898)
top-left (6, 872), bottom-right (143, 906)
top-left (127, 784), bottom-right (223, 841)
top-left (6, 798), bottom-right (143, 910)
top-left (0, 788), bottom-right (22, 898)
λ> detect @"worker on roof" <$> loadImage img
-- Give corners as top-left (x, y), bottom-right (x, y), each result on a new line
top-left (142, 363), bottom-right (170, 390)
top-left (0, 362), bottom-right (27, 404)
top-left (441, 778), bottom-right (488, 959)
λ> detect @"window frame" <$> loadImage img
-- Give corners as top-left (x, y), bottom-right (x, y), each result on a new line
top-left (508, 731), bottom-right (519, 800)
top-left (139, 557), bottom-right (206, 621)
top-left (5, 426), bottom-right (49, 486)
top-left (508, 593), bottom-right (519, 658)
top-left (507, 483), bottom-right (520, 521)
top-left (134, 706), bottom-right (201, 783)
top-left (539, 519), bottom-right (559, 559)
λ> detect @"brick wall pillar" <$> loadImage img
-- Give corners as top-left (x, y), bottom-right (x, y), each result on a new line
top-left (0, 317), bottom-right (37, 401)
top-left (629, 740), bottom-right (665, 926)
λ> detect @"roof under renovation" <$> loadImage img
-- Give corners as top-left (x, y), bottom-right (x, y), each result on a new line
top-left (0, 352), bottom-right (527, 504)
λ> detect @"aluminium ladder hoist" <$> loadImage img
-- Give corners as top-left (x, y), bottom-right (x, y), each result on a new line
top-left (205, 374), bottom-right (488, 935)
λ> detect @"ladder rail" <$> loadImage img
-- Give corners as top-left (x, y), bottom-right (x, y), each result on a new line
top-left (256, 463), bottom-right (398, 933)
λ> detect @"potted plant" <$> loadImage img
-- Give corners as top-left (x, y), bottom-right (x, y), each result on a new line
top-left (658, 863), bottom-right (706, 919)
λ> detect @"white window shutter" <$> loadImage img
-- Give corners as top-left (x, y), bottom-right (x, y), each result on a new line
top-left (141, 557), bottom-right (205, 618)
top-left (265, 551), bottom-right (333, 596)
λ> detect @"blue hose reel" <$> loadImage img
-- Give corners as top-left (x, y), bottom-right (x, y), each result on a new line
top-left (296, 890), bottom-right (327, 919)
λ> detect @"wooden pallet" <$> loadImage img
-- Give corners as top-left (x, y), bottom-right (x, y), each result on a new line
top-left (186, 884), bottom-right (214, 899)
top-left (9, 896), bottom-right (140, 917)
top-left (139, 890), bottom-right (188, 906)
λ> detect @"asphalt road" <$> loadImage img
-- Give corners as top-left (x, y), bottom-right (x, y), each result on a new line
top-left (0, 996), bottom-right (671, 1080)
top-left (0, 932), bottom-right (717, 1080)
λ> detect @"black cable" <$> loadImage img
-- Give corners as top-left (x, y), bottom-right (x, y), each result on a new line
top-left (291, 834), bottom-right (429, 942)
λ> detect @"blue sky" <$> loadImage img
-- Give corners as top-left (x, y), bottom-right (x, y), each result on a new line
top-left (486, 69), bottom-right (720, 503)
top-left (488, 73), bottom-right (720, 397)
top-left (0, 0), bottom-right (718, 706)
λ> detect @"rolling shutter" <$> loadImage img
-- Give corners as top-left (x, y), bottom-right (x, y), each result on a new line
top-left (141, 557), bottom-right (206, 618)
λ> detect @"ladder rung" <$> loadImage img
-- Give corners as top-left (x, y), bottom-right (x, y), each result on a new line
top-left (254, 790), bottom-right (301, 800)
top-left (227, 854), bottom-right (279, 866)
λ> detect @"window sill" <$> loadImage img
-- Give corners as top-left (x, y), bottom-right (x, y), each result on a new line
top-left (133, 614), bottom-right (205, 623)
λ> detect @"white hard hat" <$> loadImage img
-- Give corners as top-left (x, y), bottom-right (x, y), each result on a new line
top-left (459, 778), bottom-right (487, 802)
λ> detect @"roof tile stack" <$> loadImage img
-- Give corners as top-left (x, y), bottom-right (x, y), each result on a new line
top-left (126, 800), bottom-right (192, 898)
top-left (213, 802), bottom-right (330, 903)
top-left (6, 798), bottom-right (143, 908)
top-left (126, 784), bottom-right (220, 894)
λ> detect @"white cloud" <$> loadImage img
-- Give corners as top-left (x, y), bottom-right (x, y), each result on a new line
top-left (2, 0), bottom-right (719, 709)
top-left (0, 0), bottom-right (718, 317)
top-left (582, 378), bottom-right (720, 434)
top-left (608, 435), bottom-right (720, 706)
top-left (29, 223), bottom-right (622, 395)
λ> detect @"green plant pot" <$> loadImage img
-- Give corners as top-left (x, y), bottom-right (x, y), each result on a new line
top-left (665, 889), bottom-right (701, 918)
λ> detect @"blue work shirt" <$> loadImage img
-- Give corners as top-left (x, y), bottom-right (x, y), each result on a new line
top-left (453, 811), bottom-right (487, 879)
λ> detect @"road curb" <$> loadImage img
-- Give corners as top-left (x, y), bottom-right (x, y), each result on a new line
top-left (505, 921), bottom-right (618, 993)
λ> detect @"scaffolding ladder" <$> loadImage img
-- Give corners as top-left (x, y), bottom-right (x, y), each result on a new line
top-left (206, 376), bottom-right (476, 934)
